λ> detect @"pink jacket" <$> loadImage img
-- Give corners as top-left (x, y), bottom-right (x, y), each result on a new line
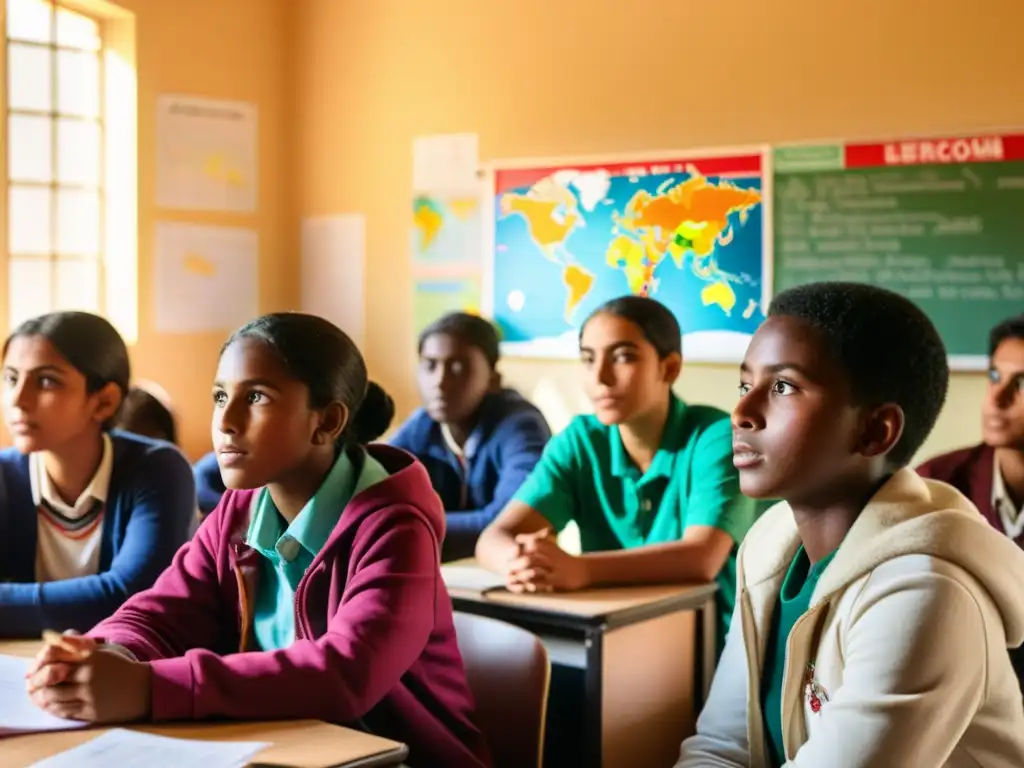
top-left (90, 445), bottom-right (492, 768)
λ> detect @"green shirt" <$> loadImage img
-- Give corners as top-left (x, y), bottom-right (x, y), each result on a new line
top-left (761, 546), bottom-right (838, 768)
top-left (512, 395), bottom-right (757, 643)
top-left (247, 449), bottom-right (390, 651)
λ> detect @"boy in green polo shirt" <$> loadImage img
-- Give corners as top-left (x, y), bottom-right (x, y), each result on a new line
top-left (476, 296), bottom-right (758, 643)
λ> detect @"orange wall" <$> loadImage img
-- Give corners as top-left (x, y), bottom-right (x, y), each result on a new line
top-left (123, 0), bottom-right (297, 459)
top-left (291, 0), bottom-right (1024, 462)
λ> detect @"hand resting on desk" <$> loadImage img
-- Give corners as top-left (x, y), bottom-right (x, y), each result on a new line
top-left (24, 631), bottom-right (152, 724)
top-left (506, 528), bottom-right (590, 593)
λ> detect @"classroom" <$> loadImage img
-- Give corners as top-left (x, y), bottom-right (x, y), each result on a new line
top-left (0, 0), bottom-right (1023, 766)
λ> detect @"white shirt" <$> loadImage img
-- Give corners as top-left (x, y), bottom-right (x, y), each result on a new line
top-left (30, 434), bottom-right (113, 582)
top-left (992, 453), bottom-right (1024, 540)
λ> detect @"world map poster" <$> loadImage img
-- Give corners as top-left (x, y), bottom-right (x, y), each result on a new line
top-left (487, 149), bottom-right (770, 361)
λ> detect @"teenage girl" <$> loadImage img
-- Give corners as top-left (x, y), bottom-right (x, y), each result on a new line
top-left (0, 312), bottom-right (195, 637)
top-left (27, 312), bottom-right (492, 768)
top-left (476, 295), bottom-right (758, 641)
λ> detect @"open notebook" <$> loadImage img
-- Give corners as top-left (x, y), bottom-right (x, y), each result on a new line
top-left (0, 655), bottom-right (88, 738)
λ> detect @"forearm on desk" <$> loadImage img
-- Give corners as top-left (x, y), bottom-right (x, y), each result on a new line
top-left (582, 538), bottom-right (727, 587)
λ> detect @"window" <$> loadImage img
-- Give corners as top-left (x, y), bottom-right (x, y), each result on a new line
top-left (6, 0), bottom-right (104, 329)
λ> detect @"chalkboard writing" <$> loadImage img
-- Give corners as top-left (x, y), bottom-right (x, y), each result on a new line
top-left (773, 134), bottom-right (1024, 368)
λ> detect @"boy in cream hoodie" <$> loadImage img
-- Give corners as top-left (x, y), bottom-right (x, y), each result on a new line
top-left (678, 282), bottom-right (1024, 768)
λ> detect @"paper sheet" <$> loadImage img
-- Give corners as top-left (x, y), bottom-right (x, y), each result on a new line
top-left (28, 728), bottom-right (269, 768)
top-left (300, 214), bottom-right (366, 347)
top-left (412, 133), bottom-right (479, 192)
top-left (0, 655), bottom-right (87, 738)
top-left (440, 563), bottom-right (506, 592)
top-left (154, 222), bottom-right (259, 333)
top-left (156, 94), bottom-right (258, 212)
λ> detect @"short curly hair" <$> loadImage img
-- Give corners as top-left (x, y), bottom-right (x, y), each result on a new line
top-left (768, 282), bottom-right (949, 468)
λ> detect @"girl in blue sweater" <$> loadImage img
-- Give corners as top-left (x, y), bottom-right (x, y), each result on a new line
top-left (0, 311), bottom-right (195, 637)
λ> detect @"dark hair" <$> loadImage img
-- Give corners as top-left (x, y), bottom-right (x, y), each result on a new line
top-left (990, 314), bottom-right (1024, 357)
top-left (117, 387), bottom-right (177, 444)
top-left (224, 313), bottom-right (394, 444)
top-left (417, 312), bottom-right (500, 368)
top-left (768, 282), bottom-right (949, 468)
top-left (580, 296), bottom-right (682, 358)
top-left (4, 311), bottom-right (130, 430)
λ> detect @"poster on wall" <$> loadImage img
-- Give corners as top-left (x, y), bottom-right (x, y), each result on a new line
top-left (773, 132), bottom-right (1024, 370)
top-left (483, 147), bottom-right (771, 361)
top-left (301, 214), bottom-right (367, 347)
top-left (409, 133), bottom-right (485, 336)
top-left (154, 222), bottom-right (258, 333)
top-left (156, 95), bottom-right (258, 213)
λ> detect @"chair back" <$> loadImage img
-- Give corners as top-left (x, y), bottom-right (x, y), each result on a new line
top-left (454, 611), bottom-right (551, 768)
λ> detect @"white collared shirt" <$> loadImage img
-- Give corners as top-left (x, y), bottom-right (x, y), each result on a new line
top-left (30, 434), bottom-right (113, 582)
top-left (993, 453), bottom-right (1024, 541)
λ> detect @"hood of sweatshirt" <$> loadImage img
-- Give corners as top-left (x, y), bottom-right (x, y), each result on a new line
top-left (741, 468), bottom-right (1024, 648)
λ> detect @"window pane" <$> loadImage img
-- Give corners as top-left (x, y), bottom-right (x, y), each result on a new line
top-left (57, 118), bottom-right (100, 185)
top-left (56, 49), bottom-right (100, 117)
top-left (55, 6), bottom-right (100, 51)
top-left (6, 0), bottom-right (53, 43)
top-left (57, 188), bottom-right (100, 255)
top-left (8, 43), bottom-right (53, 111)
top-left (8, 114), bottom-right (53, 183)
top-left (8, 258), bottom-right (53, 330)
top-left (54, 258), bottom-right (99, 312)
top-left (9, 186), bottom-right (52, 254)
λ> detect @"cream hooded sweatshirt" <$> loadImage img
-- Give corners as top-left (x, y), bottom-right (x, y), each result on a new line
top-left (677, 468), bottom-right (1024, 768)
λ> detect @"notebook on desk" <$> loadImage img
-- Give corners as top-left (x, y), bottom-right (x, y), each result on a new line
top-left (439, 562), bottom-right (507, 594)
top-left (0, 655), bottom-right (89, 739)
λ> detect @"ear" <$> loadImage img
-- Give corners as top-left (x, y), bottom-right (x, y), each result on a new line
top-left (856, 403), bottom-right (904, 459)
top-left (311, 401), bottom-right (348, 446)
top-left (488, 368), bottom-right (502, 392)
top-left (662, 352), bottom-right (683, 385)
top-left (91, 382), bottom-right (123, 426)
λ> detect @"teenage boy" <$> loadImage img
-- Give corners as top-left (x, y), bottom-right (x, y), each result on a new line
top-left (678, 283), bottom-right (1024, 768)
top-left (390, 312), bottom-right (551, 561)
top-left (917, 314), bottom-right (1024, 548)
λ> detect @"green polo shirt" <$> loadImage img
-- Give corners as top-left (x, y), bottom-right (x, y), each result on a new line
top-left (512, 395), bottom-right (756, 643)
top-left (761, 546), bottom-right (838, 768)
top-left (247, 449), bottom-right (390, 651)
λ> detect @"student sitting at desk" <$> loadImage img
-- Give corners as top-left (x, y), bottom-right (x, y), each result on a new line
top-left (26, 313), bottom-right (492, 768)
top-left (917, 314), bottom-right (1024, 548)
top-left (0, 312), bottom-right (195, 638)
top-left (475, 296), bottom-right (757, 644)
top-left (390, 312), bottom-right (551, 560)
top-left (116, 383), bottom-right (178, 445)
top-left (678, 283), bottom-right (1024, 768)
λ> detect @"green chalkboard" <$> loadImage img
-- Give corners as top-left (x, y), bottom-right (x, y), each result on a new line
top-left (773, 137), bottom-right (1024, 367)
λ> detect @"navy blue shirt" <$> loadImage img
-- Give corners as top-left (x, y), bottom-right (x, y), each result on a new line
top-left (0, 431), bottom-right (195, 636)
top-left (389, 388), bottom-right (551, 561)
top-left (193, 450), bottom-right (225, 515)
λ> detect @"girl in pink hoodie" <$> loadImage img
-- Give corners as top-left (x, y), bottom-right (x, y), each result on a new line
top-left (27, 312), bottom-right (492, 768)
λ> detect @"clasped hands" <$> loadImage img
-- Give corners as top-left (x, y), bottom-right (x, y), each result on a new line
top-left (504, 528), bottom-right (591, 593)
top-left (23, 631), bottom-right (152, 723)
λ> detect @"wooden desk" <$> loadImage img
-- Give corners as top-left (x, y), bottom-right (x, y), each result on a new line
top-left (0, 642), bottom-right (408, 768)
top-left (444, 565), bottom-right (717, 768)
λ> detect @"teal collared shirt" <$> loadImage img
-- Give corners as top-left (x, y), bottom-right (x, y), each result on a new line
top-left (247, 449), bottom-right (389, 651)
top-left (512, 395), bottom-right (758, 644)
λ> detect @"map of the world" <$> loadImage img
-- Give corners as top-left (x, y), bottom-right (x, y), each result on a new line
top-left (489, 152), bottom-right (769, 361)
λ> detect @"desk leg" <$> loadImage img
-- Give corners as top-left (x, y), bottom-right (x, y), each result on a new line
top-left (584, 630), bottom-right (604, 768)
top-left (598, 610), bottom-right (697, 768)
top-left (693, 596), bottom-right (717, 710)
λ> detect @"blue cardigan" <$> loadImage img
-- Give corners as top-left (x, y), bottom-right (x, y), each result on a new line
top-left (0, 430), bottom-right (196, 637)
top-left (389, 388), bottom-right (551, 560)
top-left (193, 450), bottom-right (225, 515)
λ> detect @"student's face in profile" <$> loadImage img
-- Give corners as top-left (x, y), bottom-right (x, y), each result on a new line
top-left (212, 338), bottom-right (334, 490)
top-left (416, 333), bottom-right (496, 427)
top-left (579, 313), bottom-right (680, 426)
top-left (1, 335), bottom-right (120, 454)
top-left (733, 316), bottom-right (877, 502)
top-left (983, 337), bottom-right (1024, 449)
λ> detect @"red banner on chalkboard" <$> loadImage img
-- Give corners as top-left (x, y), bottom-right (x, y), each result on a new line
top-left (845, 133), bottom-right (1024, 168)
